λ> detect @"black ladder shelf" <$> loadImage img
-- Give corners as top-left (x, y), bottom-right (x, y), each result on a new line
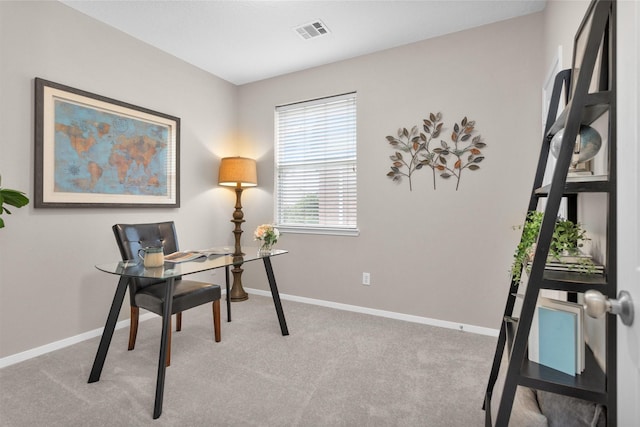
top-left (483, 0), bottom-right (616, 425)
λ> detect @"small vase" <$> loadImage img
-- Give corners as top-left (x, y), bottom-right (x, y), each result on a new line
top-left (258, 242), bottom-right (274, 256)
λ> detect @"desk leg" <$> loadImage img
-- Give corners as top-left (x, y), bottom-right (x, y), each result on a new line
top-left (263, 257), bottom-right (289, 336)
top-left (225, 265), bottom-right (231, 322)
top-left (88, 276), bottom-right (129, 383)
top-left (153, 277), bottom-right (175, 419)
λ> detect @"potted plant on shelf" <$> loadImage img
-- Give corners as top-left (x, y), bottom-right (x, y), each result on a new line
top-left (510, 210), bottom-right (594, 283)
top-left (0, 174), bottom-right (29, 229)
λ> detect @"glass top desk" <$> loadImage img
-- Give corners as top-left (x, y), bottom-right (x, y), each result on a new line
top-left (88, 248), bottom-right (289, 419)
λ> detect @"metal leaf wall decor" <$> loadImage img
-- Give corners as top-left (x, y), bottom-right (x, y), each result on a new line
top-left (386, 113), bottom-right (487, 191)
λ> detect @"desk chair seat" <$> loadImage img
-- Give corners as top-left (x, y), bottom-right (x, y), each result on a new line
top-left (113, 222), bottom-right (221, 367)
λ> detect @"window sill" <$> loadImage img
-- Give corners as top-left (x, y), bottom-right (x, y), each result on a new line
top-left (276, 225), bottom-right (360, 237)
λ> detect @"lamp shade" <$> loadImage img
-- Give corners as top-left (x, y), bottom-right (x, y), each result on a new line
top-left (218, 157), bottom-right (258, 187)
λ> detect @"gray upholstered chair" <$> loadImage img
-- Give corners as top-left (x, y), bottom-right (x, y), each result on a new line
top-left (112, 221), bottom-right (221, 366)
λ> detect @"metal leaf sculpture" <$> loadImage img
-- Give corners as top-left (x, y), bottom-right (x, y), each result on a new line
top-left (418, 112), bottom-right (445, 189)
top-left (386, 112), bottom-right (443, 191)
top-left (385, 114), bottom-right (487, 191)
top-left (436, 116), bottom-right (486, 190)
top-left (385, 125), bottom-right (423, 191)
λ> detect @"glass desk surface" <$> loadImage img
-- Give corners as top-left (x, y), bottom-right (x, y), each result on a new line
top-left (95, 247), bottom-right (288, 279)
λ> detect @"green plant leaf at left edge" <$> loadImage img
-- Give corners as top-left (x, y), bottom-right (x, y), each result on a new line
top-left (0, 188), bottom-right (29, 228)
top-left (1, 189), bottom-right (29, 210)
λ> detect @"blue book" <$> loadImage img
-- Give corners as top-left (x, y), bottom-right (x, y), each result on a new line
top-left (538, 306), bottom-right (577, 376)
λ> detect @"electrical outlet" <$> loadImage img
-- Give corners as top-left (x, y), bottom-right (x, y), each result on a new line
top-left (362, 272), bottom-right (370, 285)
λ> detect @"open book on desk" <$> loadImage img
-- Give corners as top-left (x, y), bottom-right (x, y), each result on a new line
top-left (164, 247), bottom-right (233, 263)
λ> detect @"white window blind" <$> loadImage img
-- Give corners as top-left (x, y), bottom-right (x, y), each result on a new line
top-left (275, 92), bottom-right (358, 235)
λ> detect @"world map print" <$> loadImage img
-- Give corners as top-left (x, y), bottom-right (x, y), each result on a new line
top-left (54, 100), bottom-right (170, 196)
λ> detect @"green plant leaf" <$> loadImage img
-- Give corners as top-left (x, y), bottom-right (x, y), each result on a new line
top-left (0, 187), bottom-right (29, 229)
top-left (1, 189), bottom-right (28, 208)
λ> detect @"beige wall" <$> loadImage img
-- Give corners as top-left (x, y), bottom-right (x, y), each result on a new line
top-left (0, 1), bottom-right (238, 358)
top-left (238, 12), bottom-right (544, 329)
top-left (0, 0), bottom-right (548, 361)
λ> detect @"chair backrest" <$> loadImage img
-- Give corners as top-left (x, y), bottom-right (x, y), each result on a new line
top-left (112, 222), bottom-right (180, 304)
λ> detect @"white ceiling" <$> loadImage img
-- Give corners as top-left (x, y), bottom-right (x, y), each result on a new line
top-left (61, 0), bottom-right (546, 85)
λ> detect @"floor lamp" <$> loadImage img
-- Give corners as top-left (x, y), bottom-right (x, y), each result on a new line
top-left (218, 156), bottom-right (257, 301)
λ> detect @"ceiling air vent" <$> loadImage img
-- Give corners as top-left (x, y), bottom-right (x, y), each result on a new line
top-left (294, 20), bottom-right (330, 40)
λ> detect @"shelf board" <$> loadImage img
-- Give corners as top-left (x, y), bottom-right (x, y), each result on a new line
top-left (501, 317), bottom-right (608, 404)
top-left (535, 175), bottom-right (610, 195)
top-left (518, 346), bottom-right (607, 404)
top-left (547, 91), bottom-right (611, 136)
top-left (541, 270), bottom-right (608, 291)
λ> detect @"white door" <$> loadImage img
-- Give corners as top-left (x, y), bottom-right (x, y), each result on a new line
top-left (616, 1), bottom-right (640, 425)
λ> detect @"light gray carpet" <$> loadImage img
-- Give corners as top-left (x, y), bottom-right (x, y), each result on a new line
top-left (0, 295), bottom-right (496, 426)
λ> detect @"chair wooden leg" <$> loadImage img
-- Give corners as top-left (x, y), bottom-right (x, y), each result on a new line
top-left (128, 306), bottom-right (139, 351)
top-left (176, 312), bottom-right (182, 331)
top-left (166, 316), bottom-right (172, 367)
top-left (213, 300), bottom-right (221, 342)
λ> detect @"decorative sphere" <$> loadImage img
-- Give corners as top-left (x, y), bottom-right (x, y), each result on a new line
top-left (550, 125), bottom-right (602, 165)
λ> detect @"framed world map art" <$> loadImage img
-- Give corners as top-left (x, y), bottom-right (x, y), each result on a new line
top-left (34, 78), bottom-right (180, 208)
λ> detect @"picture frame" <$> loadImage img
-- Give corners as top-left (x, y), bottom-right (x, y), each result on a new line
top-left (34, 78), bottom-right (180, 208)
top-left (567, 0), bottom-right (611, 176)
top-left (569, 0), bottom-right (610, 101)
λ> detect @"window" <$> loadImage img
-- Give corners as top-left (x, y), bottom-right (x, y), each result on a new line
top-left (275, 92), bottom-right (358, 235)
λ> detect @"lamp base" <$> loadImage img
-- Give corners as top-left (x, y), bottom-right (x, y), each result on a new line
top-left (229, 265), bottom-right (248, 301)
top-left (229, 292), bottom-right (248, 302)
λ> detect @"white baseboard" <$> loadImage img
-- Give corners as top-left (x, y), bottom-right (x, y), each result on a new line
top-left (245, 288), bottom-right (499, 337)
top-left (0, 289), bottom-right (498, 369)
top-left (0, 312), bottom-right (156, 369)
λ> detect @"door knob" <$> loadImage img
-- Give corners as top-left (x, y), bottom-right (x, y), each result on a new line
top-left (584, 290), bottom-right (634, 326)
